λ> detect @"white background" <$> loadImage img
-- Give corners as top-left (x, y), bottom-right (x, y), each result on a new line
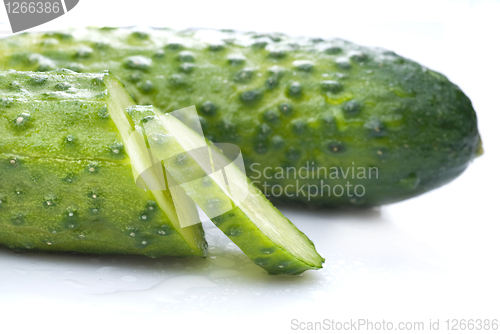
top-left (0, 0), bottom-right (499, 333)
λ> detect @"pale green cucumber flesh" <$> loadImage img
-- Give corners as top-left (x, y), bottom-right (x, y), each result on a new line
top-left (103, 74), bottom-right (206, 255)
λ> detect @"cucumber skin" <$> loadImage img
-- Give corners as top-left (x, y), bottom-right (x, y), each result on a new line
top-left (0, 70), bottom-right (206, 257)
top-left (0, 154), bottom-right (199, 257)
top-left (211, 204), bottom-right (322, 275)
top-left (0, 70), bottom-right (125, 162)
top-left (128, 106), bottom-right (324, 274)
top-left (0, 28), bottom-right (481, 207)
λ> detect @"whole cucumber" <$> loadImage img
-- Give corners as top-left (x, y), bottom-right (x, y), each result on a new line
top-left (0, 27), bottom-right (482, 207)
top-left (0, 70), bottom-right (207, 257)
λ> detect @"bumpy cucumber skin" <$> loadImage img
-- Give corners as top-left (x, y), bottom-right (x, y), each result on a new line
top-left (0, 70), bottom-right (126, 161)
top-left (0, 154), bottom-right (199, 257)
top-left (0, 70), bottom-right (206, 257)
top-left (0, 28), bottom-right (481, 207)
top-left (127, 106), bottom-right (323, 274)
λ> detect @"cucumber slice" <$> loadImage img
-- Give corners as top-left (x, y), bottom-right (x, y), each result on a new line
top-left (102, 73), bottom-right (204, 252)
top-left (127, 105), bottom-right (324, 274)
top-left (0, 70), bottom-right (206, 257)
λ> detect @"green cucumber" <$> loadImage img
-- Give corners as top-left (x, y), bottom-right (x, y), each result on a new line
top-left (126, 105), bottom-right (324, 274)
top-left (0, 27), bottom-right (482, 207)
top-left (0, 70), bottom-right (206, 257)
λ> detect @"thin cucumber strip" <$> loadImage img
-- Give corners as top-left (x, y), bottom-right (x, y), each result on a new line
top-left (103, 74), bottom-right (205, 253)
top-left (127, 105), bottom-right (324, 274)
